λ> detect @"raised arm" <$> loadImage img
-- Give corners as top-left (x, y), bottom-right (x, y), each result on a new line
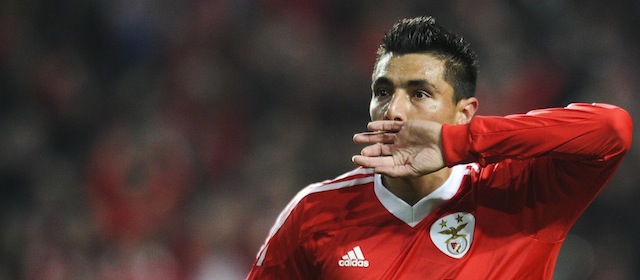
top-left (353, 103), bottom-right (632, 177)
top-left (442, 103), bottom-right (632, 167)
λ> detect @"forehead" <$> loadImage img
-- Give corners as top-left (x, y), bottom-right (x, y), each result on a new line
top-left (372, 53), bottom-right (447, 85)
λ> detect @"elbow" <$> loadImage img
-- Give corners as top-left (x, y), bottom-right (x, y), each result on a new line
top-left (604, 106), bottom-right (633, 156)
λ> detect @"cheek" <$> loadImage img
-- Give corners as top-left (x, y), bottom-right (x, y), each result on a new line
top-left (421, 98), bottom-right (439, 112)
top-left (369, 99), bottom-right (385, 120)
top-left (414, 100), bottom-right (455, 123)
top-left (408, 99), bottom-right (440, 120)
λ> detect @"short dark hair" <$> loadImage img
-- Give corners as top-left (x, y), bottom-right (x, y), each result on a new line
top-left (376, 16), bottom-right (478, 102)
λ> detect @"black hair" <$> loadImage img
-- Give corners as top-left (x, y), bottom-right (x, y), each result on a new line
top-left (376, 16), bottom-right (478, 102)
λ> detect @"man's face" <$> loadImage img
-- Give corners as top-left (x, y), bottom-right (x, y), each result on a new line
top-left (370, 53), bottom-right (467, 124)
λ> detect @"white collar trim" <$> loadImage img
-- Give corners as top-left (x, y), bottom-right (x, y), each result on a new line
top-left (374, 164), bottom-right (468, 227)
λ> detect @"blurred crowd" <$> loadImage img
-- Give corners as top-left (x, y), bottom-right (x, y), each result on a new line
top-left (0, 0), bottom-right (639, 279)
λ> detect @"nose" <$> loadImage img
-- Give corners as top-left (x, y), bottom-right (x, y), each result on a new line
top-left (384, 91), bottom-right (409, 121)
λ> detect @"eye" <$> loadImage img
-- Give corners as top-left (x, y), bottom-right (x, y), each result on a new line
top-left (414, 90), bottom-right (431, 99)
top-left (374, 88), bottom-right (391, 98)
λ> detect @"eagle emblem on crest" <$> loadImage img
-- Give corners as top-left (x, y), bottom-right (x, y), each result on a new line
top-left (430, 212), bottom-right (475, 258)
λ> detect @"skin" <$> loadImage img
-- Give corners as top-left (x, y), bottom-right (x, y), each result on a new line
top-left (352, 52), bottom-right (478, 205)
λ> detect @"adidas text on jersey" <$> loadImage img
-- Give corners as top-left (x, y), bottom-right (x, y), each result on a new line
top-left (338, 246), bottom-right (369, 268)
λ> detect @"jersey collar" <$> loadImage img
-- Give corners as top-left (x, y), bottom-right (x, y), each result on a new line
top-left (373, 164), bottom-right (469, 227)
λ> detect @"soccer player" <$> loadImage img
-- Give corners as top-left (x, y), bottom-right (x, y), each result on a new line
top-left (246, 16), bottom-right (632, 279)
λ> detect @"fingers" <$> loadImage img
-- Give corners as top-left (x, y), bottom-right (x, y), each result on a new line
top-left (353, 131), bottom-right (396, 145)
top-left (351, 155), bottom-right (394, 168)
top-left (352, 120), bottom-right (410, 177)
top-left (367, 120), bottom-right (404, 132)
top-left (359, 143), bottom-right (394, 157)
top-left (351, 155), bottom-right (416, 177)
top-left (372, 166), bottom-right (416, 178)
top-left (353, 120), bottom-right (404, 144)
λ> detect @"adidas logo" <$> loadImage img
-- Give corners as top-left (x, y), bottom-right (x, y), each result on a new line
top-left (338, 246), bottom-right (370, 267)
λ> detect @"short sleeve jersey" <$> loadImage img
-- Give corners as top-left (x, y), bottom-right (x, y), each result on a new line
top-left (246, 103), bottom-right (632, 279)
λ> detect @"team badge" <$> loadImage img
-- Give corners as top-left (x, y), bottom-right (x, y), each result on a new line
top-left (429, 212), bottom-right (475, 259)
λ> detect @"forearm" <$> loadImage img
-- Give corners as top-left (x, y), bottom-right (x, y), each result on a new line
top-left (442, 103), bottom-right (633, 167)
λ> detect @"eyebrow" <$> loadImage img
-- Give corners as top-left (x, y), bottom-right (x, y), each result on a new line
top-left (372, 77), bottom-right (437, 90)
top-left (406, 79), bottom-right (437, 90)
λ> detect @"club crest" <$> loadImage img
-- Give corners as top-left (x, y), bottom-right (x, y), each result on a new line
top-left (429, 212), bottom-right (475, 259)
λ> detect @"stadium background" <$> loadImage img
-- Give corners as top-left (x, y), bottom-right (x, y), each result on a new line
top-left (0, 0), bottom-right (639, 279)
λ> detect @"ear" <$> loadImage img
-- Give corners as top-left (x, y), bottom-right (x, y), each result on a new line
top-left (456, 97), bottom-right (478, 124)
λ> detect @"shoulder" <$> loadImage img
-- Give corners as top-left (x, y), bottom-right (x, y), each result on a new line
top-left (263, 168), bottom-right (376, 239)
top-left (294, 167), bottom-right (376, 203)
top-left (317, 167), bottom-right (376, 189)
top-left (277, 167), bottom-right (376, 217)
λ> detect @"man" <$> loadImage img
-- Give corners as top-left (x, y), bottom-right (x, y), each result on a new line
top-left (246, 16), bottom-right (632, 279)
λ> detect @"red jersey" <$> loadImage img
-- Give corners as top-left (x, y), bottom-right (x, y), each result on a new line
top-left (246, 103), bottom-right (632, 279)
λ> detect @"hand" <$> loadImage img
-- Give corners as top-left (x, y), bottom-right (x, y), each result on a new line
top-left (352, 120), bottom-right (445, 177)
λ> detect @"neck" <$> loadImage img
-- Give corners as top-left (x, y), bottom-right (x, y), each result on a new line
top-left (382, 167), bottom-right (452, 206)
